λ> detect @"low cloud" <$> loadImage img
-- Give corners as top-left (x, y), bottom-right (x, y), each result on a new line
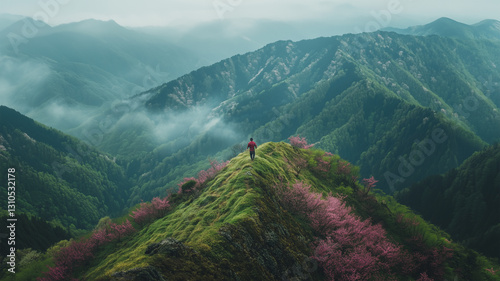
top-left (0, 55), bottom-right (51, 112)
top-left (84, 100), bottom-right (243, 157)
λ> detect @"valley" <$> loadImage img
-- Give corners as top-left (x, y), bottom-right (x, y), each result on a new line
top-left (0, 15), bottom-right (499, 280)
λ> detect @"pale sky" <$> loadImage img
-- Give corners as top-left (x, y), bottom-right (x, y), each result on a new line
top-left (2, 0), bottom-right (500, 33)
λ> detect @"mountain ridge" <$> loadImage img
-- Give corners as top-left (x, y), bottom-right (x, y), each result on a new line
top-left (397, 143), bottom-right (500, 259)
top-left (0, 105), bottom-right (132, 232)
top-left (15, 142), bottom-right (500, 280)
top-left (0, 17), bottom-right (201, 132)
top-left (383, 17), bottom-right (500, 41)
top-left (93, 30), bottom-right (498, 199)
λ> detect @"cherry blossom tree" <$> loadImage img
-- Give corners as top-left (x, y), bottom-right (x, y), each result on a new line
top-left (177, 160), bottom-right (229, 194)
top-left (288, 135), bottom-right (314, 149)
top-left (39, 219), bottom-right (137, 281)
top-left (275, 180), bottom-right (405, 280)
top-left (152, 197), bottom-right (171, 217)
top-left (362, 176), bottom-right (379, 194)
top-left (130, 196), bottom-right (172, 226)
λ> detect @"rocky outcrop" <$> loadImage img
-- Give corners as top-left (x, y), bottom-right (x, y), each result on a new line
top-left (145, 237), bottom-right (191, 257)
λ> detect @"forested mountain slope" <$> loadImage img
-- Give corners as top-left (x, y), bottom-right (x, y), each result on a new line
top-left (96, 29), bottom-right (499, 199)
top-left (0, 106), bottom-right (132, 233)
top-left (0, 17), bottom-right (200, 131)
top-left (397, 143), bottom-right (500, 259)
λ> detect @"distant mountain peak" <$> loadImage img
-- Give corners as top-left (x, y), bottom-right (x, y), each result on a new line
top-left (383, 17), bottom-right (500, 41)
top-left (73, 18), bottom-right (122, 27)
top-left (473, 19), bottom-right (500, 32)
top-left (432, 17), bottom-right (461, 24)
top-left (434, 17), bottom-right (461, 23)
top-left (0, 16), bottom-right (51, 35)
top-left (55, 18), bottom-right (129, 34)
top-left (473, 19), bottom-right (500, 26)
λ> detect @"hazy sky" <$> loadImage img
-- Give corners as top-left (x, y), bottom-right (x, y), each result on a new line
top-left (2, 0), bottom-right (500, 33)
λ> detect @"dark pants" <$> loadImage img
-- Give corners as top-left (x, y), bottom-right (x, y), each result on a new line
top-left (250, 150), bottom-right (255, 160)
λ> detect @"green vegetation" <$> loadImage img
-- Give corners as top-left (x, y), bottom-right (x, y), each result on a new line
top-left (92, 30), bottom-right (499, 200)
top-left (0, 106), bottom-right (131, 235)
top-left (2, 20), bottom-right (500, 280)
top-left (397, 143), bottom-right (500, 259)
top-left (14, 142), bottom-right (498, 280)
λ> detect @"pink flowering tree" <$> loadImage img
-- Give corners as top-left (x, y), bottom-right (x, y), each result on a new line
top-left (38, 237), bottom-right (96, 281)
top-left (313, 151), bottom-right (334, 174)
top-left (315, 157), bottom-right (331, 173)
top-left (39, 219), bottom-right (137, 280)
top-left (177, 160), bottom-right (229, 194)
top-left (152, 196), bottom-right (171, 217)
top-left (130, 202), bottom-right (154, 226)
top-left (362, 176), bottom-right (378, 194)
top-left (109, 220), bottom-right (136, 241)
top-left (178, 177), bottom-right (197, 193)
top-left (486, 268), bottom-right (498, 275)
top-left (336, 160), bottom-right (359, 189)
top-left (275, 180), bottom-right (407, 280)
top-left (288, 135), bottom-right (315, 149)
top-left (130, 197), bottom-right (171, 226)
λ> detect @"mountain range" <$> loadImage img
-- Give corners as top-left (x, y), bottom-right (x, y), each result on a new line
top-left (0, 16), bottom-right (500, 280)
top-left (0, 106), bottom-right (131, 231)
top-left (0, 16), bottom-right (201, 131)
top-left (383, 17), bottom-right (500, 41)
top-left (87, 19), bottom-right (500, 203)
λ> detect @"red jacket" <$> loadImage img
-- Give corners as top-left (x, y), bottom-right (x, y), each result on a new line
top-left (247, 141), bottom-right (257, 151)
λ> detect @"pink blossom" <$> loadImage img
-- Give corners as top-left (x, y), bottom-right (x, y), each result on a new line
top-left (288, 135), bottom-right (314, 149)
top-left (337, 160), bottom-right (351, 175)
top-left (275, 180), bottom-right (405, 280)
top-left (177, 160), bottom-right (229, 194)
top-left (152, 197), bottom-right (171, 216)
top-left (362, 176), bottom-right (378, 193)
top-left (315, 157), bottom-right (331, 173)
top-left (130, 202), bottom-right (154, 225)
top-left (486, 267), bottom-right (498, 275)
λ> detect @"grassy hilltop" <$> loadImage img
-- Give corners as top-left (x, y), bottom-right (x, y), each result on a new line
top-left (9, 142), bottom-right (500, 281)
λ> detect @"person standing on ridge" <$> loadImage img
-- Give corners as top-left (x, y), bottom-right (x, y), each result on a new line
top-left (247, 138), bottom-right (257, 161)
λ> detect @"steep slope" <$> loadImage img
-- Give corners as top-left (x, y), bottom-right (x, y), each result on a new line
top-left (384, 17), bottom-right (500, 41)
top-left (23, 142), bottom-right (500, 281)
top-left (97, 30), bottom-right (498, 199)
top-left (396, 143), bottom-right (500, 259)
top-left (0, 106), bottom-right (131, 233)
top-left (0, 17), bottom-right (200, 131)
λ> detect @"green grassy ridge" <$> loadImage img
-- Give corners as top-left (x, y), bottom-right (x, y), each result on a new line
top-left (82, 142), bottom-right (318, 280)
top-left (39, 142), bottom-right (499, 280)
